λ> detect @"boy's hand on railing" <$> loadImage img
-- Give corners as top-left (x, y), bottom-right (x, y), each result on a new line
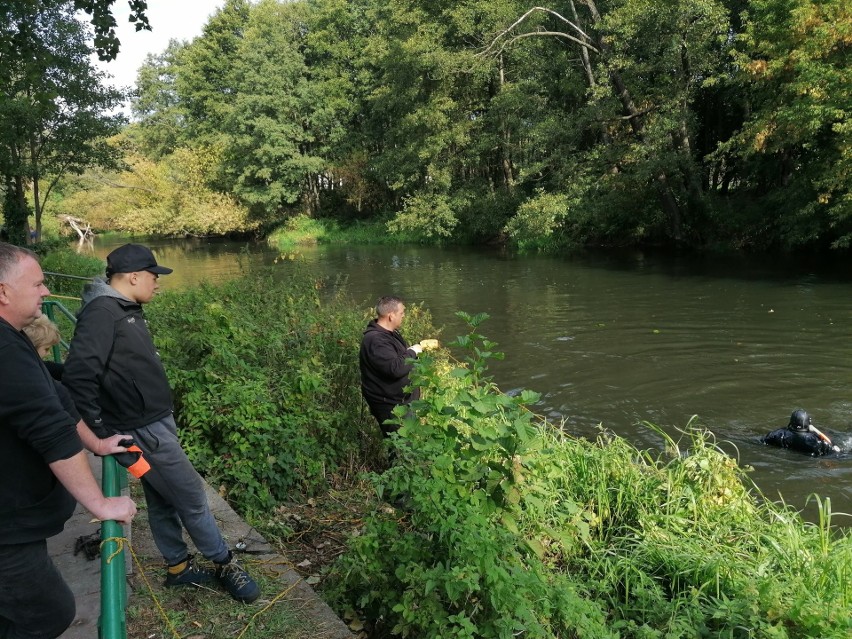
top-left (95, 433), bottom-right (131, 456)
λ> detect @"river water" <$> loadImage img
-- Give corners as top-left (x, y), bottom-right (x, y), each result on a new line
top-left (83, 236), bottom-right (852, 523)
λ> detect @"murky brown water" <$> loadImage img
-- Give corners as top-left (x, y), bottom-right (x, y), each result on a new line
top-left (84, 237), bottom-right (852, 524)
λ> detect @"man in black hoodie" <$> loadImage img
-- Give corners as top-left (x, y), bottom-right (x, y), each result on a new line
top-left (0, 243), bottom-right (136, 638)
top-left (359, 296), bottom-right (424, 436)
top-left (63, 244), bottom-right (259, 604)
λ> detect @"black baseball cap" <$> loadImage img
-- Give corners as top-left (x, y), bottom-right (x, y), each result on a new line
top-left (106, 244), bottom-right (173, 276)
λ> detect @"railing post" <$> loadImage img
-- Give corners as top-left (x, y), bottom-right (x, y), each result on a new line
top-left (99, 456), bottom-right (128, 639)
top-left (40, 293), bottom-right (128, 637)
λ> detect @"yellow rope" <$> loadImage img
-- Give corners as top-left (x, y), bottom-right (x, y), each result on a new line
top-left (121, 539), bottom-right (184, 639)
top-left (100, 536), bottom-right (126, 565)
top-left (100, 536), bottom-right (306, 638)
top-left (100, 536), bottom-right (182, 637)
top-left (236, 578), bottom-right (304, 639)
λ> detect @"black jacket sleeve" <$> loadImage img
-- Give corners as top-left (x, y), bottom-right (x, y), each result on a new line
top-left (363, 332), bottom-right (415, 382)
top-left (0, 334), bottom-right (82, 464)
top-left (54, 380), bottom-right (81, 423)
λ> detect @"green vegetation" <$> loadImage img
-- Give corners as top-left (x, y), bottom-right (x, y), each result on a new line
top-left (0, 1), bottom-right (128, 243)
top-left (269, 215), bottom-right (424, 250)
top-left (326, 312), bottom-right (852, 638)
top-left (89, 0), bottom-right (852, 250)
top-left (37, 245), bottom-right (103, 298)
top-left (146, 270), bottom-right (437, 513)
top-left (144, 278), bottom-right (850, 638)
top-left (6, 0), bottom-right (846, 252)
top-left (53, 144), bottom-right (258, 237)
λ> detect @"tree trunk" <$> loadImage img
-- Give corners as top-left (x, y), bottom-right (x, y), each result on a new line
top-left (30, 134), bottom-right (42, 241)
top-left (3, 174), bottom-right (31, 245)
top-left (584, 0), bottom-right (684, 241)
top-left (571, 0), bottom-right (596, 90)
top-left (498, 54), bottom-right (515, 191)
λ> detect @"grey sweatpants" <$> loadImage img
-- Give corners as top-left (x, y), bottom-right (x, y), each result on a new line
top-left (121, 415), bottom-right (230, 565)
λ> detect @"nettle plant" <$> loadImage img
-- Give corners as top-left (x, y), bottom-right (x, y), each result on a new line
top-left (329, 312), bottom-right (610, 639)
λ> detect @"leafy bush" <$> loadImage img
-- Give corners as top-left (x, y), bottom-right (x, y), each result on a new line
top-left (388, 192), bottom-right (458, 241)
top-left (504, 190), bottom-right (572, 252)
top-left (146, 269), bottom-right (438, 515)
top-left (327, 314), bottom-right (852, 639)
top-left (38, 247), bottom-right (103, 300)
top-left (269, 215), bottom-right (425, 249)
top-left (54, 144), bottom-right (258, 237)
top-left (269, 215), bottom-right (335, 249)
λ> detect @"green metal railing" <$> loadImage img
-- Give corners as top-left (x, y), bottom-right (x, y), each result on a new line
top-left (42, 291), bottom-right (128, 639)
top-left (99, 456), bottom-right (128, 639)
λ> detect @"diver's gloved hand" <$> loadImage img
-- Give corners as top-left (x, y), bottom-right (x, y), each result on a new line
top-left (114, 438), bottom-right (151, 478)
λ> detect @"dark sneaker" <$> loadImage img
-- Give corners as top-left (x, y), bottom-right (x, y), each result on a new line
top-left (215, 554), bottom-right (260, 603)
top-left (164, 554), bottom-right (215, 588)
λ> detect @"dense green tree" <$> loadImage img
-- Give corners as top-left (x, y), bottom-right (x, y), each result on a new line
top-left (129, 41), bottom-right (186, 159)
top-left (480, 1), bottom-right (734, 246)
top-left (174, 0), bottom-right (250, 148)
top-left (98, 0), bottom-right (850, 251)
top-left (72, 0), bottom-right (150, 60)
top-left (0, 1), bottom-right (125, 241)
top-left (720, 0), bottom-right (851, 248)
top-left (301, 0), bottom-right (385, 217)
top-left (220, 0), bottom-right (324, 220)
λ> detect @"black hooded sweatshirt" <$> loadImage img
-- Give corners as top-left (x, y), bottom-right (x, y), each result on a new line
top-left (63, 278), bottom-right (173, 433)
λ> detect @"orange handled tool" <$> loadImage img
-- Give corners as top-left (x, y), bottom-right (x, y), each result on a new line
top-left (115, 438), bottom-right (151, 478)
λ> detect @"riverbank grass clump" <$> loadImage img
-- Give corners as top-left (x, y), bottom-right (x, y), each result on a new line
top-left (325, 312), bottom-right (852, 639)
top-left (269, 215), bottom-right (423, 250)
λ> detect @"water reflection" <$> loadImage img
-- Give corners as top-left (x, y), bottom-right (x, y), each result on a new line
top-left (81, 237), bottom-right (852, 523)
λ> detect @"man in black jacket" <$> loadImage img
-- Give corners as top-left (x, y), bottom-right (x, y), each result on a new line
top-left (63, 243), bottom-right (259, 603)
top-left (359, 295), bottom-right (424, 436)
top-left (0, 243), bottom-right (136, 638)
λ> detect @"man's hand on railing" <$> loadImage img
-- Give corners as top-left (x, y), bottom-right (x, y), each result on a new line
top-left (91, 496), bottom-right (137, 524)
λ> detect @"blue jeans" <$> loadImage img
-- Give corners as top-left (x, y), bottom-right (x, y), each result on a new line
top-left (0, 540), bottom-right (75, 638)
top-left (123, 415), bottom-right (230, 565)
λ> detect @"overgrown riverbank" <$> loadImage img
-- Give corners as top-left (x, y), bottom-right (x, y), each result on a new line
top-left (145, 272), bottom-right (852, 639)
top-left (268, 215), bottom-right (424, 251)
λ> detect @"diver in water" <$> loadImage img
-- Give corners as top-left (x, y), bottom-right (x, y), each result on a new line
top-left (762, 409), bottom-right (840, 456)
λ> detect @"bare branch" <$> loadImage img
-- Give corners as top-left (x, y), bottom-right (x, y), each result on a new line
top-left (601, 106), bottom-right (657, 122)
top-left (479, 6), bottom-right (598, 58)
top-left (499, 30), bottom-right (600, 55)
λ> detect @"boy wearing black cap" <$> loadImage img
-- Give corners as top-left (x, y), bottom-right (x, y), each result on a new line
top-left (63, 244), bottom-right (260, 603)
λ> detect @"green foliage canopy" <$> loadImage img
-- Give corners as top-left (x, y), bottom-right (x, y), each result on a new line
top-left (75, 0), bottom-right (850, 251)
